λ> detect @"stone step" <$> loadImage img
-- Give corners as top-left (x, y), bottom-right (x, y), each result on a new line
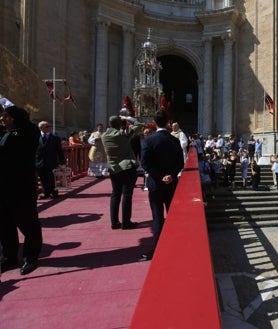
top-left (206, 199), bottom-right (278, 210)
top-left (205, 190), bottom-right (278, 223)
top-left (206, 213), bottom-right (278, 224)
top-left (206, 206), bottom-right (278, 218)
top-left (210, 188), bottom-right (278, 197)
top-left (205, 164), bottom-right (277, 224)
top-left (207, 218), bottom-right (278, 229)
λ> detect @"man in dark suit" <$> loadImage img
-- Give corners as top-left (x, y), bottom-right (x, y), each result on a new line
top-left (36, 121), bottom-right (66, 199)
top-left (140, 110), bottom-right (184, 260)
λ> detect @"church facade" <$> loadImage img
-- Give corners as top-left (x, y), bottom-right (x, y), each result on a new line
top-left (0, 0), bottom-right (277, 155)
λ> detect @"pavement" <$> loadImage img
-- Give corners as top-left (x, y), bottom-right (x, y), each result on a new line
top-left (0, 175), bottom-right (153, 329)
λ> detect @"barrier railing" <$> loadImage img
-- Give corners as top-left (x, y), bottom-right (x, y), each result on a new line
top-left (62, 145), bottom-right (91, 178)
top-left (129, 147), bottom-right (222, 329)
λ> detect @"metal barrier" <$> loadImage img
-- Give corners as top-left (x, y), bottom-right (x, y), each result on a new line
top-left (129, 147), bottom-right (222, 329)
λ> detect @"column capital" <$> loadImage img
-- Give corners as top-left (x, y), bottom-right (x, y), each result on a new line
top-left (202, 35), bottom-right (213, 43)
top-left (221, 32), bottom-right (234, 44)
top-left (122, 26), bottom-right (135, 34)
top-left (95, 18), bottom-right (110, 29)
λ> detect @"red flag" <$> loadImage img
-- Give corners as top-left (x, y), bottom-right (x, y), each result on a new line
top-left (64, 80), bottom-right (77, 108)
top-left (44, 80), bottom-right (76, 108)
top-left (44, 80), bottom-right (63, 103)
top-left (265, 94), bottom-right (274, 114)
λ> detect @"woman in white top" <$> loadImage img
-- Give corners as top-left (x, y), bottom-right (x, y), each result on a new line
top-left (88, 123), bottom-right (108, 178)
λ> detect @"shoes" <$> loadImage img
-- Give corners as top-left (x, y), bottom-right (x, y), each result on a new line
top-left (20, 261), bottom-right (38, 275)
top-left (50, 190), bottom-right (59, 199)
top-left (38, 193), bottom-right (50, 200)
top-left (1, 259), bottom-right (19, 273)
top-left (122, 221), bottom-right (138, 230)
top-left (111, 222), bottom-right (122, 230)
top-left (139, 251), bottom-right (153, 261)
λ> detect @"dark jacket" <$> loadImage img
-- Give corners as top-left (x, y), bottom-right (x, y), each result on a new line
top-left (141, 129), bottom-right (184, 191)
top-left (36, 133), bottom-right (65, 169)
top-left (0, 122), bottom-right (40, 202)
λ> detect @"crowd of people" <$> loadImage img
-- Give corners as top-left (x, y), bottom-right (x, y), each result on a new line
top-left (1, 96), bottom-right (277, 277)
top-left (190, 133), bottom-right (277, 203)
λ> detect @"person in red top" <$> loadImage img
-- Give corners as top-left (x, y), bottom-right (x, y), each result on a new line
top-left (69, 131), bottom-right (84, 146)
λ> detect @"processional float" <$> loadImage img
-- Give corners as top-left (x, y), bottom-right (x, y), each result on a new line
top-left (132, 29), bottom-right (164, 125)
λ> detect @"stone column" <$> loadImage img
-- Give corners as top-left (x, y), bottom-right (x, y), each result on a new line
top-left (205, 0), bottom-right (213, 10)
top-left (222, 34), bottom-right (234, 135)
top-left (122, 27), bottom-right (134, 100)
top-left (202, 37), bottom-right (213, 136)
top-left (198, 79), bottom-right (204, 133)
top-left (94, 20), bottom-right (109, 125)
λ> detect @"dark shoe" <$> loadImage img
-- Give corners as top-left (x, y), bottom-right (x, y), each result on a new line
top-left (20, 261), bottom-right (38, 275)
top-left (50, 190), bottom-right (59, 199)
top-left (139, 251), bottom-right (153, 261)
top-left (1, 259), bottom-right (19, 273)
top-left (38, 193), bottom-right (50, 200)
top-left (111, 222), bottom-right (122, 230)
top-left (122, 221), bottom-right (138, 230)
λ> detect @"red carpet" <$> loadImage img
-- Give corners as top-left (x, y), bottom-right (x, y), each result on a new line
top-left (0, 176), bottom-right (153, 329)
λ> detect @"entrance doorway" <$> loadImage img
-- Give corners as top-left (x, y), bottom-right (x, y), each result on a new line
top-left (158, 55), bottom-right (198, 134)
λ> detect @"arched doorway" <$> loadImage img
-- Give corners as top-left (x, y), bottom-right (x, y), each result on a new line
top-left (158, 55), bottom-right (198, 134)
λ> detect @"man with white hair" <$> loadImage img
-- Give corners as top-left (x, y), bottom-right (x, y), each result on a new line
top-left (171, 122), bottom-right (188, 162)
top-left (36, 121), bottom-right (66, 199)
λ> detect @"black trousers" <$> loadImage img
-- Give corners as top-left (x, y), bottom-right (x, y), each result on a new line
top-left (109, 168), bottom-right (137, 226)
top-left (37, 165), bottom-right (56, 195)
top-left (0, 196), bottom-right (42, 263)
top-left (148, 180), bottom-right (178, 248)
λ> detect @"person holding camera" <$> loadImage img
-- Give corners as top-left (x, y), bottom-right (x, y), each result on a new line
top-left (101, 115), bottom-right (144, 230)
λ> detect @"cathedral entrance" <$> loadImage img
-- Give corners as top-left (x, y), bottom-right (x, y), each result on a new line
top-left (158, 55), bottom-right (198, 135)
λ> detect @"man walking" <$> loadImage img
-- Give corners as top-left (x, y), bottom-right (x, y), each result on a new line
top-left (140, 110), bottom-right (184, 260)
top-left (102, 115), bottom-right (144, 230)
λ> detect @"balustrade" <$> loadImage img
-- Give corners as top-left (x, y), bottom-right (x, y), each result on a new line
top-left (62, 145), bottom-right (91, 178)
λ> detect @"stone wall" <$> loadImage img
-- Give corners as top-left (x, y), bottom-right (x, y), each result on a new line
top-left (237, 0), bottom-right (274, 134)
top-left (0, 0), bottom-right (276, 146)
top-left (0, 45), bottom-right (40, 114)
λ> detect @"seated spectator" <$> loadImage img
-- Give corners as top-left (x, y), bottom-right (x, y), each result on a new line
top-left (69, 131), bottom-right (84, 146)
top-left (250, 160), bottom-right (261, 190)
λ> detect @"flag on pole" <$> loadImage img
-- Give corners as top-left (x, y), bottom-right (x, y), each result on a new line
top-left (265, 93), bottom-right (275, 114)
top-left (43, 79), bottom-right (76, 108)
top-left (63, 80), bottom-right (77, 109)
top-left (44, 80), bottom-right (63, 103)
